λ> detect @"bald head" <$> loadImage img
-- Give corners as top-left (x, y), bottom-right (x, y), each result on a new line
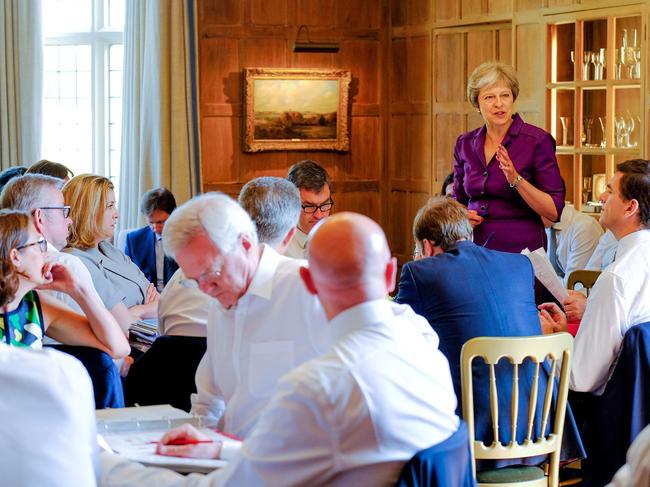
top-left (302, 212), bottom-right (395, 319)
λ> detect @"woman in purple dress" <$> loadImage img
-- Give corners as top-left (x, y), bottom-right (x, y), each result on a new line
top-left (454, 61), bottom-right (565, 253)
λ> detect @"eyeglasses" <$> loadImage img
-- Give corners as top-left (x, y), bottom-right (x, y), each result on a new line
top-left (40, 206), bottom-right (71, 218)
top-left (180, 261), bottom-right (223, 289)
top-left (301, 199), bottom-right (334, 214)
top-left (16, 238), bottom-right (47, 253)
top-left (412, 247), bottom-right (421, 260)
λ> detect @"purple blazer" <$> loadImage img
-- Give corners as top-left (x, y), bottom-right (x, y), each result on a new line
top-left (453, 113), bottom-right (565, 253)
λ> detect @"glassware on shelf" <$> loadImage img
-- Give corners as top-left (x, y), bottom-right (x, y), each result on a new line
top-left (582, 176), bottom-right (592, 205)
top-left (598, 116), bottom-right (606, 148)
top-left (583, 117), bottom-right (595, 146)
top-left (621, 29), bottom-right (638, 79)
top-left (625, 112), bottom-right (636, 148)
top-left (634, 47), bottom-right (641, 79)
top-left (615, 116), bottom-right (627, 147)
top-left (615, 49), bottom-right (622, 80)
top-left (559, 116), bottom-right (571, 146)
top-left (583, 51), bottom-right (592, 80)
top-left (596, 48), bottom-right (606, 80)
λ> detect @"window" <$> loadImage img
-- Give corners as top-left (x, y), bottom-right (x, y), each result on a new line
top-left (41, 0), bottom-right (125, 187)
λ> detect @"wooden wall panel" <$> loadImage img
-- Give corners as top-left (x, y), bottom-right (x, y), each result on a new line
top-left (340, 41), bottom-right (380, 105)
top-left (514, 0), bottom-right (542, 11)
top-left (241, 39), bottom-right (288, 68)
top-left (409, 115), bottom-right (431, 180)
top-left (296, 0), bottom-right (337, 26)
top-left (389, 191), bottom-right (410, 256)
top-left (407, 35), bottom-right (431, 103)
top-left (436, 0), bottom-right (460, 22)
top-left (201, 117), bottom-right (238, 183)
top-left (390, 115), bottom-right (409, 179)
top-left (498, 27), bottom-right (512, 62)
top-left (199, 0), bottom-right (241, 25)
top-left (407, 0), bottom-right (432, 25)
top-left (340, 0), bottom-right (381, 29)
top-left (250, 0), bottom-right (287, 25)
top-left (336, 191), bottom-right (381, 222)
top-left (346, 117), bottom-right (381, 179)
top-left (390, 38), bottom-right (408, 103)
top-left (462, 0), bottom-right (483, 21)
top-left (435, 33), bottom-right (464, 102)
top-left (488, 0), bottom-right (512, 17)
top-left (435, 113), bottom-right (463, 181)
top-left (514, 20), bottom-right (545, 118)
top-left (467, 30), bottom-right (495, 76)
top-left (200, 38), bottom-right (240, 105)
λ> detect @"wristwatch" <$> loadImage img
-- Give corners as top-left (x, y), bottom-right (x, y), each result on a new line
top-left (509, 175), bottom-right (524, 189)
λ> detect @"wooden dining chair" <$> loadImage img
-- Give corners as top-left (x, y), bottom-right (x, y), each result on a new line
top-left (461, 333), bottom-right (574, 487)
top-left (566, 270), bottom-right (601, 296)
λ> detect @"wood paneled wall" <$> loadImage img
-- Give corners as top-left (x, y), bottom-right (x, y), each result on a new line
top-left (196, 0), bottom-right (389, 231)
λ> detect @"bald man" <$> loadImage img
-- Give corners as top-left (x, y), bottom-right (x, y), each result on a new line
top-left (100, 213), bottom-right (460, 487)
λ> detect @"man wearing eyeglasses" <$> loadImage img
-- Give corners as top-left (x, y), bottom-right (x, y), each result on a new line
top-left (285, 159), bottom-right (333, 259)
top-left (162, 192), bottom-right (328, 439)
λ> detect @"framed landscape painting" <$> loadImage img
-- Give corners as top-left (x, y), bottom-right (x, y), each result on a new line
top-left (243, 68), bottom-right (351, 152)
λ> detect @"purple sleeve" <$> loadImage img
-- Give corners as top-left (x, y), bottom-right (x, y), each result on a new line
top-left (453, 137), bottom-right (469, 205)
top-left (532, 132), bottom-right (565, 222)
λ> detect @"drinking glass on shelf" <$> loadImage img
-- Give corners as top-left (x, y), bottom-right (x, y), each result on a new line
top-left (634, 47), bottom-right (641, 79)
top-left (622, 29), bottom-right (637, 78)
top-left (598, 116), bottom-right (606, 148)
top-left (582, 177), bottom-right (592, 205)
top-left (615, 49), bottom-right (622, 80)
top-left (615, 116), bottom-right (628, 147)
top-left (597, 48), bottom-right (606, 80)
top-left (625, 112), bottom-right (636, 148)
top-left (559, 116), bottom-right (571, 146)
top-left (583, 51), bottom-right (592, 80)
top-left (583, 117), bottom-right (594, 146)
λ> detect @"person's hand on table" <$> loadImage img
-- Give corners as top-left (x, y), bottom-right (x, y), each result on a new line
top-left (145, 284), bottom-right (159, 304)
top-left (538, 302), bottom-right (567, 334)
top-left (466, 209), bottom-right (484, 227)
top-left (563, 290), bottom-right (587, 322)
top-left (156, 423), bottom-right (222, 459)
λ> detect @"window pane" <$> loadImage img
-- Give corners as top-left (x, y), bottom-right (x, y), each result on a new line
top-left (108, 0), bottom-right (125, 30)
top-left (109, 44), bottom-right (123, 71)
top-left (42, 0), bottom-right (91, 34)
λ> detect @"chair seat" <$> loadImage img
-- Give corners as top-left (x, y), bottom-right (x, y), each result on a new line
top-left (477, 465), bottom-right (546, 483)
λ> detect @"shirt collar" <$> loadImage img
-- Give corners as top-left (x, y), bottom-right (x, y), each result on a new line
top-left (472, 113), bottom-right (523, 160)
top-left (155, 232), bottom-right (163, 242)
top-left (329, 299), bottom-right (394, 342)
top-left (245, 244), bottom-right (281, 300)
top-left (616, 228), bottom-right (650, 258)
top-left (293, 227), bottom-right (309, 249)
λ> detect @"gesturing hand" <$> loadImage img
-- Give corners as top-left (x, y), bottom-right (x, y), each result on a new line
top-left (495, 144), bottom-right (519, 185)
top-left (537, 302), bottom-right (567, 334)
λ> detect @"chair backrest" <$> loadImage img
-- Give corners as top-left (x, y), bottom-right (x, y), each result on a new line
top-left (395, 420), bottom-right (477, 487)
top-left (460, 333), bottom-right (573, 486)
top-left (567, 270), bottom-right (601, 295)
top-left (115, 228), bottom-right (135, 253)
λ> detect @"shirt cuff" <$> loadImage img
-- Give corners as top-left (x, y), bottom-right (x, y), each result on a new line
top-left (219, 440), bottom-right (242, 461)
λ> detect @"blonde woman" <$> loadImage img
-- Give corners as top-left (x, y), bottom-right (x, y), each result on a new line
top-left (453, 61), bottom-right (565, 254)
top-left (63, 175), bottom-right (159, 332)
top-left (0, 209), bottom-right (128, 357)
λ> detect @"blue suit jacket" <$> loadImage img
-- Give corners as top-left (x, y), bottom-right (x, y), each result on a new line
top-left (395, 241), bottom-right (584, 463)
top-left (124, 226), bottom-right (178, 288)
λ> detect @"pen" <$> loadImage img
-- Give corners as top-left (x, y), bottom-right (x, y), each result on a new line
top-left (482, 231), bottom-right (495, 248)
top-left (150, 439), bottom-right (214, 446)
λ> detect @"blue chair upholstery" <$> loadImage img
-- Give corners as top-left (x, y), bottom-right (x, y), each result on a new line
top-left (395, 420), bottom-right (476, 487)
top-left (582, 322), bottom-right (650, 487)
top-left (47, 344), bottom-right (124, 409)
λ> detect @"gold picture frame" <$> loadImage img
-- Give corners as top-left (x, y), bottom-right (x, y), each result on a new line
top-left (243, 68), bottom-right (351, 152)
top-left (592, 173), bottom-right (607, 199)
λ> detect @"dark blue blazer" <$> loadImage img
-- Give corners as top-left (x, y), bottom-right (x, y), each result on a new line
top-left (395, 241), bottom-right (584, 463)
top-left (124, 226), bottom-right (178, 288)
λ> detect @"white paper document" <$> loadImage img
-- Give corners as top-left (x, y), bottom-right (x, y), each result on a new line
top-left (522, 247), bottom-right (569, 303)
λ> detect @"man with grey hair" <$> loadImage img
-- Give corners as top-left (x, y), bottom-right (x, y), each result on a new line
top-left (238, 176), bottom-right (301, 254)
top-left (162, 192), bottom-right (328, 438)
top-left (285, 159), bottom-right (333, 258)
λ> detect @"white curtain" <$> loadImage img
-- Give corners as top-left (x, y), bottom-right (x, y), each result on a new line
top-left (0, 0), bottom-right (42, 168)
top-left (119, 0), bottom-right (202, 230)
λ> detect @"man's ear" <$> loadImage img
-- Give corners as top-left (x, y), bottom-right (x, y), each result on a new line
top-left (299, 266), bottom-right (318, 296)
top-left (32, 209), bottom-right (46, 234)
top-left (625, 198), bottom-right (640, 219)
top-left (385, 257), bottom-right (397, 294)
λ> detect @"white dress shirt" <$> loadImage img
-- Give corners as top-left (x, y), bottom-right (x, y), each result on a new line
top-left (0, 344), bottom-right (98, 487)
top-left (571, 229), bottom-right (650, 393)
top-left (155, 234), bottom-right (165, 292)
top-left (191, 244), bottom-right (329, 438)
top-left (100, 300), bottom-right (459, 487)
top-left (157, 269), bottom-right (208, 337)
top-left (284, 227), bottom-right (308, 259)
top-left (549, 205), bottom-right (603, 286)
top-left (585, 229), bottom-right (618, 271)
top-left (607, 424), bottom-right (650, 487)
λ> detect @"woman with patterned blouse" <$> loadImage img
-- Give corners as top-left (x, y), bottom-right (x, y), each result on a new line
top-left (0, 209), bottom-right (129, 357)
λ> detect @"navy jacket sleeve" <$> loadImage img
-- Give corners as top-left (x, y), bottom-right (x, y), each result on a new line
top-left (394, 263), bottom-right (424, 317)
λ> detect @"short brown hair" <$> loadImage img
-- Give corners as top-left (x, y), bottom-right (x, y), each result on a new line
top-left (467, 61), bottom-right (520, 109)
top-left (140, 187), bottom-right (176, 216)
top-left (287, 159), bottom-right (331, 192)
top-left (0, 210), bottom-right (32, 306)
top-left (616, 159), bottom-right (650, 228)
top-left (413, 197), bottom-right (472, 251)
top-left (27, 159), bottom-right (74, 180)
top-left (63, 174), bottom-right (114, 249)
